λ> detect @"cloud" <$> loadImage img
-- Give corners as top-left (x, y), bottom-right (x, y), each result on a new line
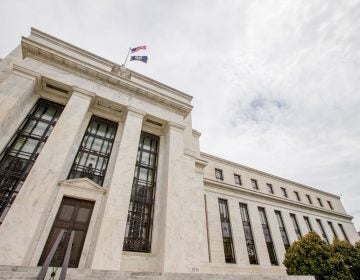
top-left (1, 0), bottom-right (360, 230)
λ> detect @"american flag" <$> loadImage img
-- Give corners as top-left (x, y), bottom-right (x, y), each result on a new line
top-left (131, 46), bottom-right (146, 53)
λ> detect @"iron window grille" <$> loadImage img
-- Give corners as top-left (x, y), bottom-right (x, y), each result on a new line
top-left (316, 219), bottom-right (329, 244)
top-left (258, 207), bottom-right (278, 265)
top-left (234, 174), bottom-right (241, 185)
top-left (304, 216), bottom-right (313, 232)
top-left (239, 203), bottom-right (258, 264)
top-left (123, 132), bottom-right (159, 253)
top-left (0, 99), bottom-right (64, 223)
top-left (67, 116), bottom-right (117, 186)
top-left (275, 210), bottom-right (290, 250)
top-left (290, 213), bottom-right (302, 240)
top-left (215, 168), bottom-right (223, 180)
top-left (327, 221), bottom-right (338, 239)
top-left (338, 224), bottom-right (349, 242)
top-left (218, 199), bottom-right (236, 263)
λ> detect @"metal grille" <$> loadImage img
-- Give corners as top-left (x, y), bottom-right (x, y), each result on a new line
top-left (68, 116), bottom-right (117, 186)
top-left (218, 199), bottom-right (236, 263)
top-left (0, 99), bottom-right (63, 223)
top-left (316, 219), bottom-right (329, 244)
top-left (239, 203), bottom-right (258, 265)
top-left (290, 213), bottom-right (302, 240)
top-left (275, 210), bottom-right (290, 250)
top-left (123, 132), bottom-right (159, 252)
top-left (258, 207), bottom-right (278, 265)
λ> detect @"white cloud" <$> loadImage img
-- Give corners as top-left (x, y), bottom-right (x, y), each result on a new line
top-left (1, 0), bottom-right (360, 230)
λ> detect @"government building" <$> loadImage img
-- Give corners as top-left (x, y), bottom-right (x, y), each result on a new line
top-left (0, 28), bottom-right (358, 279)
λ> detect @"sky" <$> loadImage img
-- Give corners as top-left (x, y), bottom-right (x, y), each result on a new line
top-left (1, 0), bottom-right (360, 231)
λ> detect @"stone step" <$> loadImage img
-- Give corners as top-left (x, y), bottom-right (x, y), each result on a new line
top-left (0, 266), bottom-right (314, 280)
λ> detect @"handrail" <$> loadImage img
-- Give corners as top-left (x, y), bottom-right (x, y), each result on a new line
top-left (37, 229), bottom-right (75, 280)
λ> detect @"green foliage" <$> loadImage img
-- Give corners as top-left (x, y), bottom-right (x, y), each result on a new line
top-left (283, 232), bottom-right (360, 280)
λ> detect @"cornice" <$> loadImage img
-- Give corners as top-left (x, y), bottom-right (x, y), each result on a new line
top-left (201, 152), bottom-right (340, 199)
top-left (203, 178), bottom-right (353, 220)
top-left (21, 36), bottom-right (193, 117)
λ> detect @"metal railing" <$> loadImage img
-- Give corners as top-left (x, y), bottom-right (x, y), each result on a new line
top-left (37, 229), bottom-right (75, 280)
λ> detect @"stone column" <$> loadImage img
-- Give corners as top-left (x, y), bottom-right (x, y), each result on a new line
top-left (266, 206), bottom-right (286, 264)
top-left (91, 107), bottom-right (145, 270)
top-left (206, 193), bottom-right (226, 264)
top-left (247, 203), bottom-right (271, 266)
top-left (160, 122), bottom-right (204, 272)
top-left (0, 90), bottom-right (93, 265)
top-left (228, 199), bottom-right (249, 265)
top-left (0, 72), bottom-right (39, 152)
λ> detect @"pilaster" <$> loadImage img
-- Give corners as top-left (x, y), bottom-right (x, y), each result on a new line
top-left (91, 107), bottom-right (145, 270)
top-left (0, 71), bottom-right (39, 152)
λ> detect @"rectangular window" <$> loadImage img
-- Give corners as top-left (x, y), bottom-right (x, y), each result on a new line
top-left (306, 194), bottom-right (313, 204)
top-left (281, 187), bottom-right (288, 198)
top-left (267, 183), bottom-right (274, 194)
top-left (123, 132), bottom-right (159, 252)
top-left (327, 201), bottom-right (333, 210)
top-left (239, 203), bottom-right (258, 264)
top-left (275, 210), bottom-right (290, 250)
top-left (258, 207), bottom-right (278, 265)
top-left (68, 116), bottom-right (117, 186)
top-left (316, 219), bottom-right (329, 244)
top-left (338, 224), bottom-right (349, 242)
top-left (317, 198), bottom-right (323, 207)
top-left (328, 221), bottom-right (338, 239)
top-left (294, 191), bottom-right (301, 201)
top-left (215, 168), bottom-right (224, 180)
top-left (234, 174), bottom-right (241, 185)
top-left (290, 213), bottom-right (302, 240)
top-left (218, 199), bottom-right (236, 263)
top-left (304, 216), bottom-right (313, 232)
top-left (251, 179), bottom-right (259, 190)
top-left (0, 99), bottom-right (63, 223)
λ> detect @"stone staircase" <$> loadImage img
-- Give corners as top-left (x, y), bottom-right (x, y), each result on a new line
top-left (0, 266), bottom-right (314, 280)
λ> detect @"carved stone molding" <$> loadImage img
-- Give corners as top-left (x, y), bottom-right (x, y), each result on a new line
top-left (111, 64), bottom-right (131, 80)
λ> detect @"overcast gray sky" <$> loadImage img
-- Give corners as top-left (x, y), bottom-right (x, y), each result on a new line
top-left (1, 0), bottom-right (360, 231)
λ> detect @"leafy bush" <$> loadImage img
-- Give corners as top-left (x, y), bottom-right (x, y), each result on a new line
top-left (283, 232), bottom-right (360, 280)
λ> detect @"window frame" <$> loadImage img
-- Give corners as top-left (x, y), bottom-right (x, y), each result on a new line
top-left (215, 168), bottom-right (224, 181)
top-left (266, 183), bottom-right (274, 194)
top-left (234, 174), bottom-right (241, 185)
top-left (281, 187), bottom-right (288, 198)
top-left (251, 179), bottom-right (259, 190)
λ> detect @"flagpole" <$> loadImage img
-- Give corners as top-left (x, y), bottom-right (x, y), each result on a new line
top-left (123, 47), bottom-right (131, 66)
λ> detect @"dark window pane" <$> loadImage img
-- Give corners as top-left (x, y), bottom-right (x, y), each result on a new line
top-left (0, 99), bottom-right (63, 223)
top-left (123, 132), bottom-right (159, 253)
top-left (68, 116), bottom-right (117, 186)
top-left (218, 199), bottom-right (236, 263)
top-left (240, 203), bottom-right (258, 264)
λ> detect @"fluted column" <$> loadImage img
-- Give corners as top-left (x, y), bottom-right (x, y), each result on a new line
top-left (91, 107), bottom-right (145, 270)
top-left (0, 90), bottom-right (93, 265)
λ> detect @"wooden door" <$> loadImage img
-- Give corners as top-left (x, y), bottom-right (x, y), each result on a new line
top-left (38, 197), bottom-right (94, 268)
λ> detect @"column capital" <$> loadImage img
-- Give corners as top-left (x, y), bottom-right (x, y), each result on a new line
top-left (72, 86), bottom-right (96, 100)
top-left (126, 106), bottom-right (147, 118)
top-left (166, 121), bottom-right (186, 132)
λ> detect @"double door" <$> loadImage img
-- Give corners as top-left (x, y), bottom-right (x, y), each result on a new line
top-left (38, 197), bottom-right (94, 268)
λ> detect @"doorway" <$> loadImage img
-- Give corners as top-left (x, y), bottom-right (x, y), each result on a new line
top-left (38, 197), bottom-right (94, 268)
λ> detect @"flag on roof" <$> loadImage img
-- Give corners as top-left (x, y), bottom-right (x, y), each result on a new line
top-left (130, 56), bottom-right (148, 63)
top-left (131, 46), bottom-right (146, 53)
